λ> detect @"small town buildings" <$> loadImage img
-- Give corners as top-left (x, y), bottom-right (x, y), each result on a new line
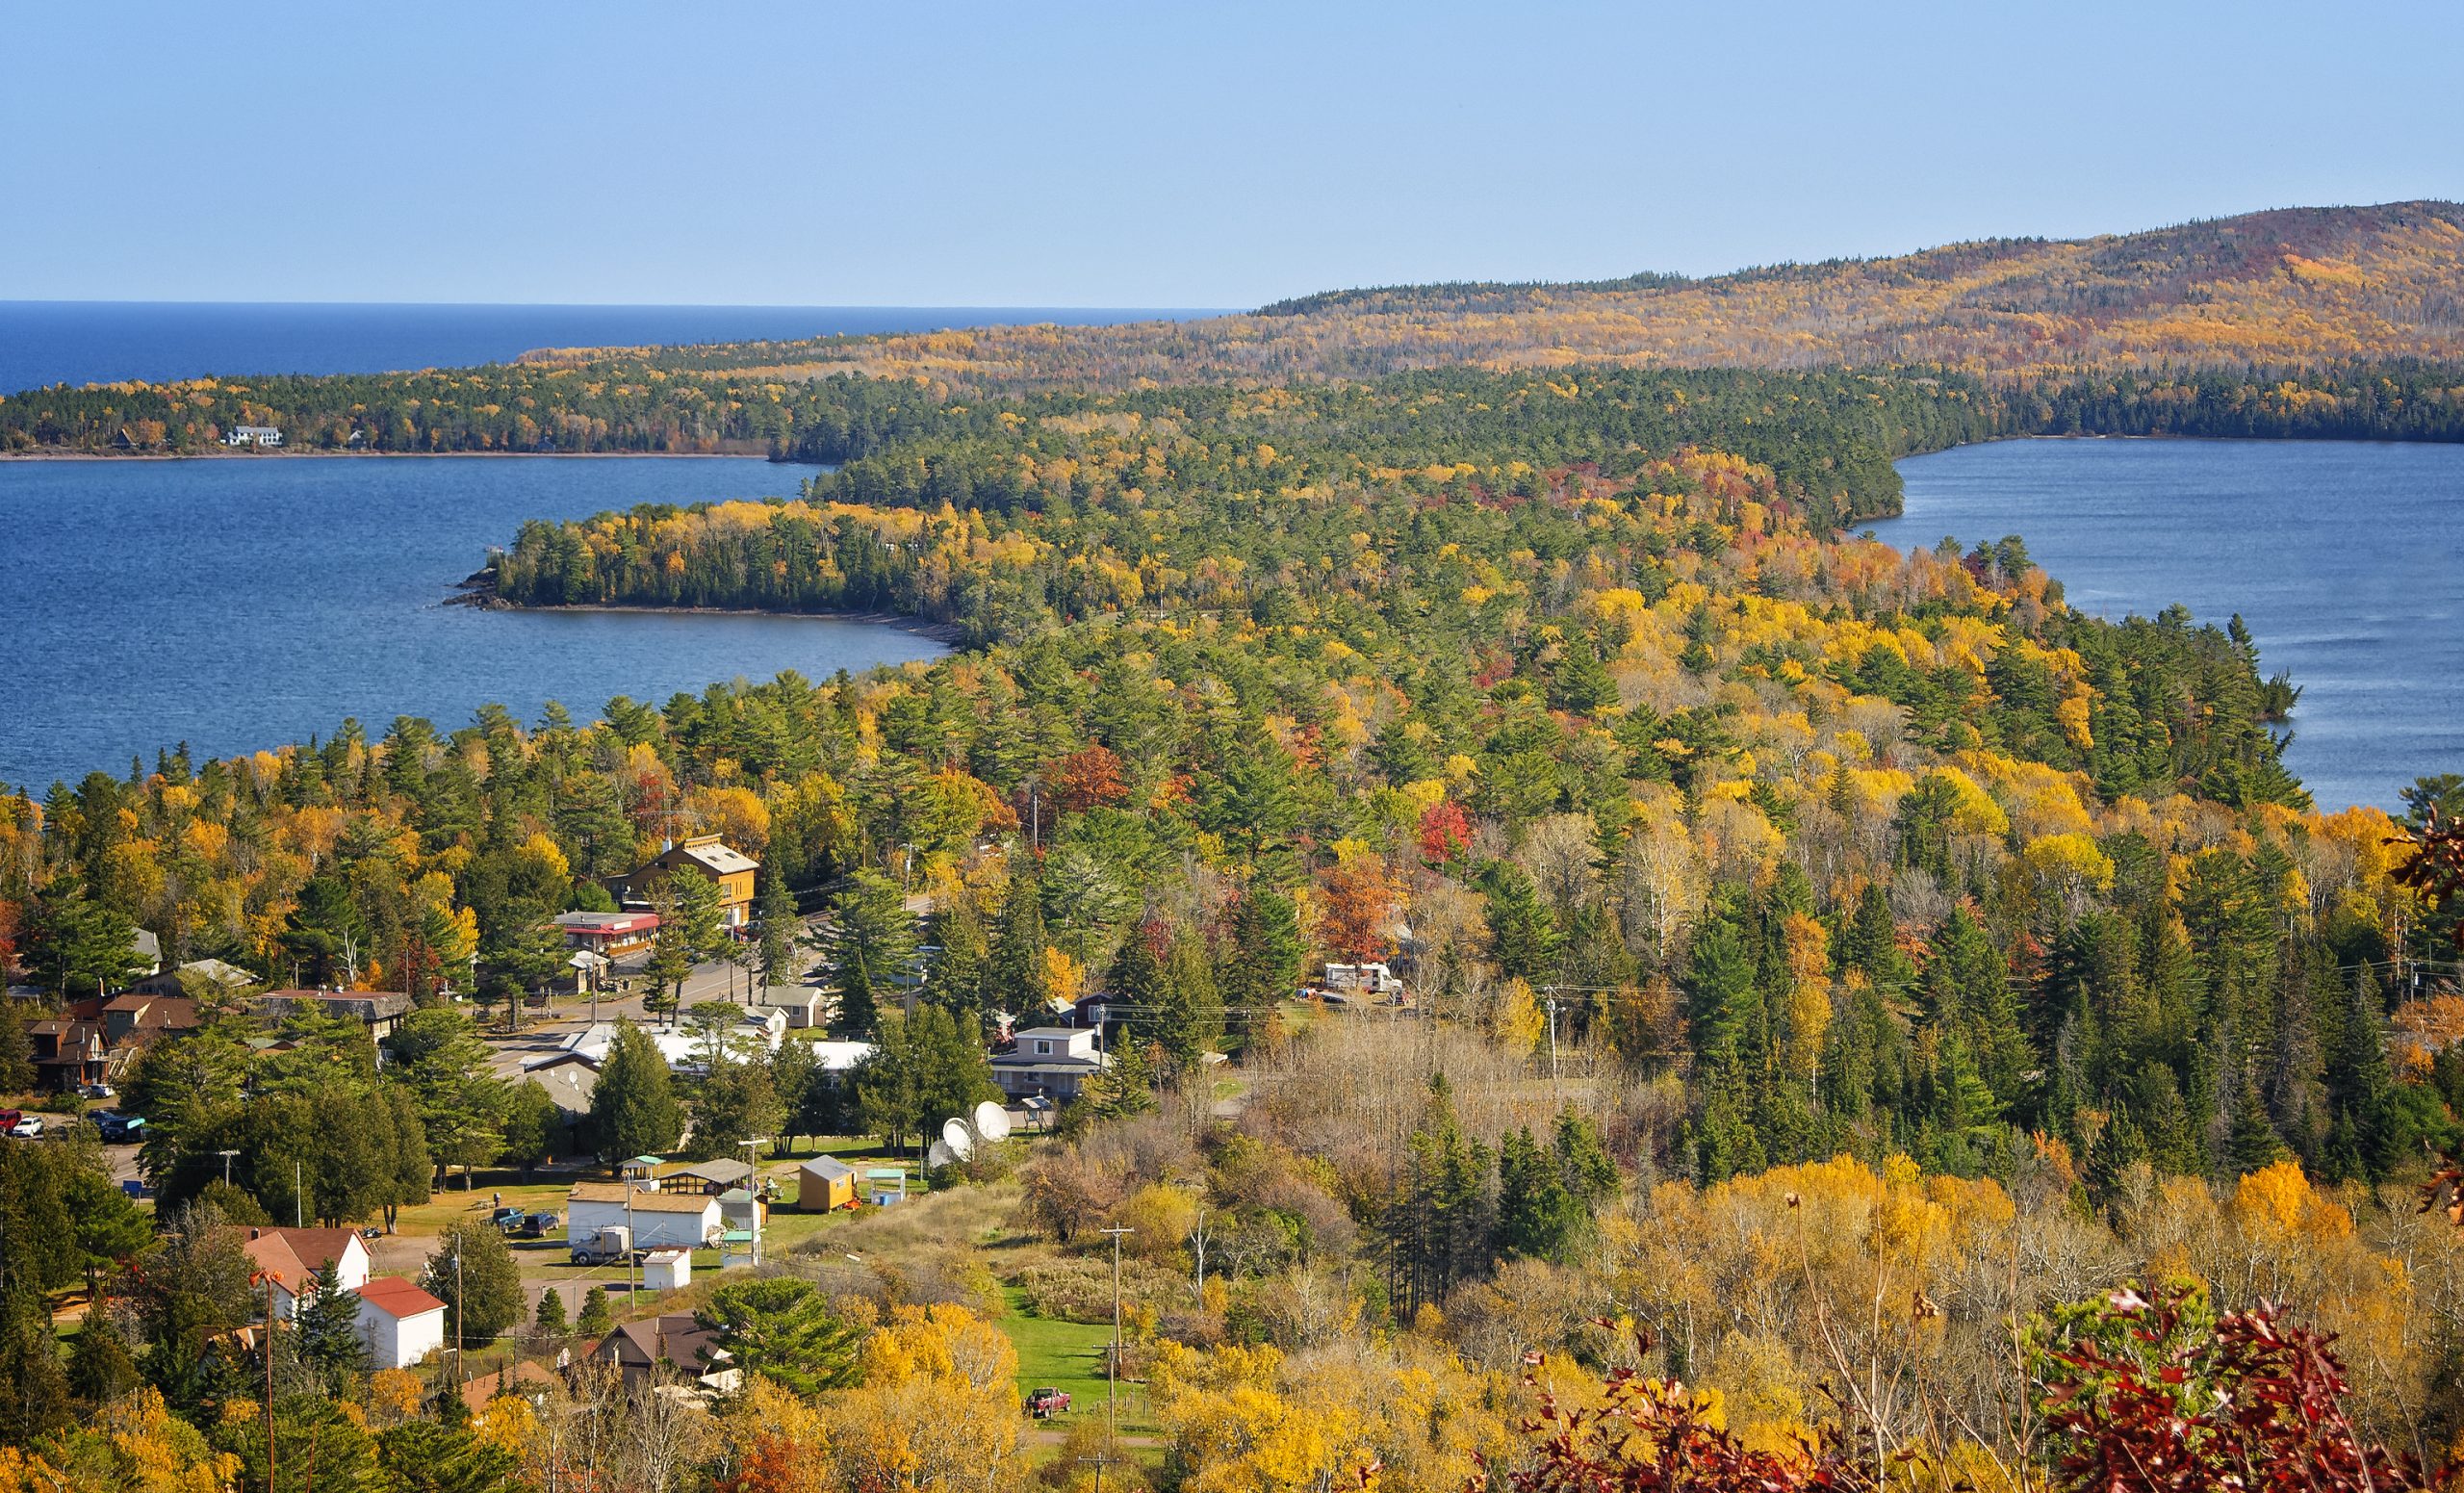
top-left (353, 1275), bottom-right (449, 1370)
top-left (661, 1159), bottom-right (754, 1195)
top-left (798, 1155), bottom-right (858, 1212)
top-left (991, 1025), bottom-right (1112, 1101)
top-left (593, 1313), bottom-right (738, 1393)
top-left (244, 1227), bottom-right (372, 1319)
top-left (100, 991), bottom-right (199, 1047)
top-left (556, 1016), bottom-right (802, 1075)
top-left (26, 1015), bottom-right (107, 1090)
top-left (255, 988), bottom-right (414, 1040)
top-left (565, 1181), bottom-right (722, 1250)
top-left (552, 911), bottom-right (660, 959)
top-left (614, 835), bottom-right (759, 929)
top-left (640, 1248), bottom-right (693, 1293)
top-left (134, 958), bottom-right (257, 999)
top-left (521, 1050), bottom-right (600, 1120)
top-left (755, 987), bottom-right (827, 1029)
top-left (223, 425), bottom-right (284, 448)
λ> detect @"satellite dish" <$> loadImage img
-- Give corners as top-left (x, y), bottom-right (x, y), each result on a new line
top-left (940, 1116), bottom-right (975, 1158)
top-left (925, 1140), bottom-right (956, 1168)
top-left (973, 1100), bottom-right (1012, 1142)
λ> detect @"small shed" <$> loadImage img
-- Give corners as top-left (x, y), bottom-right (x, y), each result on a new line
top-left (640, 1248), bottom-right (692, 1293)
top-left (718, 1187), bottom-right (762, 1236)
top-left (566, 1182), bottom-right (721, 1250)
top-left (798, 1156), bottom-right (858, 1212)
top-left (863, 1168), bottom-right (908, 1207)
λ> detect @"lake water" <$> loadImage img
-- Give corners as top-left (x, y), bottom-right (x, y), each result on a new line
top-left (1876, 439), bottom-right (2464, 812)
top-left (0, 301), bottom-right (1222, 394)
top-left (0, 456), bottom-right (946, 791)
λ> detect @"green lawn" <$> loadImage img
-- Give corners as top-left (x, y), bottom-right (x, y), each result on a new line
top-left (998, 1286), bottom-right (1155, 1433)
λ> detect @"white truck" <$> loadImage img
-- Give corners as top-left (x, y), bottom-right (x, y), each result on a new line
top-left (569, 1224), bottom-right (632, 1266)
top-left (1321, 962), bottom-right (1406, 1002)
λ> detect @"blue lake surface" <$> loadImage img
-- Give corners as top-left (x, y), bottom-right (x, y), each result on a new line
top-left (1875, 439), bottom-right (2464, 812)
top-left (0, 455), bottom-right (946, 791)
top-left (0, 301), bottom-right (1221, 395)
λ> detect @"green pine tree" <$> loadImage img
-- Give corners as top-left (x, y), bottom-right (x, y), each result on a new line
top-left (585, 1018), bottom-right (682, 1165)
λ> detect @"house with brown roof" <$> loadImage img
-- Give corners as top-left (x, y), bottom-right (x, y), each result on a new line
top-left (100, 992), bottom-right (199, 1046)
top-left (593, 1312), bottom-right (739, 1393)
top-left (614, 835), bottom-right (759, 929)
top-left (26, 1017), bottom-right (107, 1090)
top-left (244, 1226), bottom-right (372, 1319)
top-left (254, 988), bottom-right (414, 1040)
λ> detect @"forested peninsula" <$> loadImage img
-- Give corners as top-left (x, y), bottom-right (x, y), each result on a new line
top-left (5, 203), bottom-right (2464, 1491)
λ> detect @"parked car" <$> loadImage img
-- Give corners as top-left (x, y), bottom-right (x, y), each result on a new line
top-left (491, 1205), bottom-right (527, 1234)
top-left (520, 1210), bottom-right (560, 1238)
top-left (8, 1116), bottom-right (44, 1139)
top-left (76, 1083), bottom-right (115, 1099)
top-left (93, 1111), bottom-right (146, 1142)
top-left (0, 1110), bottom-right (19, 1132)
top-left (1026, 1387), bottom-right (1072, 1418)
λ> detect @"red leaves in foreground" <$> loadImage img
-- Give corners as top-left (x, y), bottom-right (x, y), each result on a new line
top-left (1483, 1334), bottom-right (1868, 1493)
top-left (1483, 1295), bottom-right (2435, 1493)
top-left (2036, 1284), bottom-right (2432, 1493)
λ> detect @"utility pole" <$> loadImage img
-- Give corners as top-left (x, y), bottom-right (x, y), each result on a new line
top-left (295, 1158), bottom-right (304, 1228)
top-left (1544, 991), bottom-right (1561, 1101)
top-left (218, 1148), bottom-right (240, 1187)
top-left (255, 1269), bottom-right (278, 1493)
top-left (1099, 1226), bottom-right (1134, 1461)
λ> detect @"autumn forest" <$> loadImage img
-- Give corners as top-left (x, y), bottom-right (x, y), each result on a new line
top-left (3, 202), bottom-right (2464, 1493)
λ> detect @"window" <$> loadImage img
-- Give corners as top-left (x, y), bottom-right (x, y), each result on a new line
top-left (1034, 1040), bottom-right (1052, 1055)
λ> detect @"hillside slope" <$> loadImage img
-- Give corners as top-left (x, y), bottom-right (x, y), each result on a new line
top-left (602, 200), bottom-right (2464, 391)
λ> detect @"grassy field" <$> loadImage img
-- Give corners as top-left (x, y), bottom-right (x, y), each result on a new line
top-left (998, 1286), bottom-right (1155, 1434)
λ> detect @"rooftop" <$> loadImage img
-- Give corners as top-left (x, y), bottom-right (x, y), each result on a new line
top-left (354, 1275), bottom-right (446, 1319)
top-left (568, 1182), bottom-right (721, 1214)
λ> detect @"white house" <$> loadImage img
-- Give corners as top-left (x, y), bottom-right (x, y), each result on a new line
top-left (222, 425), bottom-right (283, 448)
top-left (565, 1181), bottom-right (722, 1250)
top-left (243, 1227), bottom-right (372, 1320)
top-left (559, 1017), bottom-right (788, 1075)
top-left (353, 1275), bottom-right (448, 1370)
top-left (991, 1026), bottom-right (1111, 1101)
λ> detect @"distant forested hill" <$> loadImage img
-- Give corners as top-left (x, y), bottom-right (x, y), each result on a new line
top-left (5, 202), bottom-right (2463, 457)
top-left (625, 200), bottom-right (2464, 390)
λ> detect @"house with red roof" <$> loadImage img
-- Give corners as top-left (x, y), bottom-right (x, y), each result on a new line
top-left (243, 1226), bottom-right (372, 1319)
top-left (353, 1274), bottom-right (448, 1370)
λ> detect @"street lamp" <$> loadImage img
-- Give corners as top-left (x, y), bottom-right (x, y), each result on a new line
top-left (736, 1138), bottom-right (764, 1266)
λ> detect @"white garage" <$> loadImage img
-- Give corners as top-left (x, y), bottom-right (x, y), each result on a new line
top-left (566, 1182), bottom-right (722, 1251)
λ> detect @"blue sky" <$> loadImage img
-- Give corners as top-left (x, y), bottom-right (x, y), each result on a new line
top-left (7, 1), bottom-right (2460, 307)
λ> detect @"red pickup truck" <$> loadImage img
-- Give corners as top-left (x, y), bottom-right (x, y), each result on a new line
top-left (1026, 1387), bottom-right (1072, 1418)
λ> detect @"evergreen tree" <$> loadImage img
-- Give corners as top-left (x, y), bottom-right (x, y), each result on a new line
top-left (1223, 883), bottom-right (1305, 1027)
top-left (1154, 932), bottom-right (1223, 1078)
top-left (294, 1262), bottom-right (371, 1384)
top-left (1496, 1126), bottom-right (1581, 1260)
top-left (499, 1080), bottom-right (561, 1179)
top-left (585, 1018), bottom-right (683, 1164)
top-left (1479, 861), bottom-right (1558, 982)
top-left (823, 869), bottom-right (914, 1037)
top-left (1550, 638), bottom-right (1620, 715)
top-left (0, 1001), bottom-right (31, 1092)
top-left (64, 1312), bottom-right (139, 1405)
top-left (988, 862), bottom-right (1048, 1017)
top-left (756, 870), bottom-right (799, 989)
top-left (420, 1222), bottom-right (524, 1346)
top-left (576, 1285), bottom-right (613, 1339)
top-left (534, 1286), bottom-right (569, 1341)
